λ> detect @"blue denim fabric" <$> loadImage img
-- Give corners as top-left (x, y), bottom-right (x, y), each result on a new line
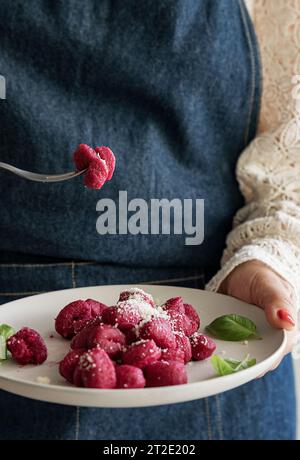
top-left (0, 259), bottom-right (204, 305)
top-left (0, 262), bottom-right (296, 440)
top-left (0, 0), bottom-right (260, 269)
top-left (0, 0), bottom-right (296, 440)
top-left (0, 361), bottom-right (295, 440)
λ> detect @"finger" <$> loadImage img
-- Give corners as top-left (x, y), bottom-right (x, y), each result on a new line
top-left (269, 358), bottom-right (282, 372)
top-left (253, 275), bottom-right (297, 330)
top-left (263, 301), bottom-right (296, 331)
top-left (248, 267), bottom-right (298, 330)
top-left (256, 357), bottom-right (283, 378)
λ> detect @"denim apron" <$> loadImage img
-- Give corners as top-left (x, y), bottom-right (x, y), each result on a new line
top-left (0, 0), bottom-right (296, 439)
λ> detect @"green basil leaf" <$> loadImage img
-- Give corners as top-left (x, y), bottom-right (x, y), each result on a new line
top-left (0, 324), bottom-right (15, 361)
top-left (225, 357), bottom-right (256, 369)
top-left (205, 314), bottom-right (261, 341)
top-left (223, 358), bottom-right (240, 365)
top-left (0, 335), bottom-right (7, 360)
top-left (211, 355), bottom-right (235, 376)
top-left (245, 358), bottom-right (256, 368)
top-left (211, 354), bottom-right (256, 376)
top-left (233, 354), bottom-right (254, 371)
top-left (0, 324), bottom-right (15, 340)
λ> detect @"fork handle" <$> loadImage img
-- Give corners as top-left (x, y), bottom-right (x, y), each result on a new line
top-left (0, 161), bottom-right (86, 182)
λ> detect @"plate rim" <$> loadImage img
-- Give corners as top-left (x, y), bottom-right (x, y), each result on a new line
top-left (0, 284), bottom-right (287, 404)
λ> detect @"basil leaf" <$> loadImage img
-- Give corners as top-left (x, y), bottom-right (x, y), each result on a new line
top-left (211, 354), bottom-right (256, 376)
top-left (223, 357), bottom-right (255, 368)
top-left (0, 335), bottom-right (7, 361)
top-left (223, 358), bottom-right (243, 370)
top-left (211, 355), bottom-right (235, 376)
top-left (244, 358), bottom-right (256, 368)
top-left (225, 355), bottom-right (256, 369)
top-left (0, 324), bottom-right (15, 361)
top-left (0, 324), bottom-right (15, 340)
top-left (223, 358), bottom-right (240, 366)
top-left (205, 314), bottom-right (261, 341)
top-left (233, 354), bottom-right (255, 371)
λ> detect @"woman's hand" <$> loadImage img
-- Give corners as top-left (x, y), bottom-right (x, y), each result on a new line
top-left (219, 260), bottom-right (298, 371)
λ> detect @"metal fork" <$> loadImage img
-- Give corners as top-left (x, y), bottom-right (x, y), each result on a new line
top-left (0, 161), bottom-right (87, 183)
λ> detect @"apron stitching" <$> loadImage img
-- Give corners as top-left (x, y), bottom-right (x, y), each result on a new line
top-left (71, 261), bottom-right (76, 289)
top-left (0, 291), bottom-right (44, 296)
top-left (75, 406), bottom-right (80, 441)
top-left (204, 398), bottom-right (213, 440)
top-left (215, 395), bottom-right (224, 440)
top-left (0, 275), bottom-right (205, 295)
top-left (145, 274), bottom-right (205, 285)
top-left (71, 261), bottom-right (80, 441)
top-left (237, 0), bottom-right (256, 146)
top-left (0, 262), bottom-right (94, 268)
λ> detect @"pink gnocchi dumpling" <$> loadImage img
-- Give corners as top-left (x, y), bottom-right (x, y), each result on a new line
top-left (59, 349), bottom-right (85, 383)
top-left (71, 321), bottom-right (125, 359)
top-left (86, 323), bottom-right (126, 359)
top-left (139, 318), bottom-right (176, 349)
top-left (160, 347), bottom-right (185, 363)
top-left (73, 143), bottom-right (97, 171)
top-left (118, 288), bottom-right (155, 307)
top-left (70, 317), bottom-right (103, 349)
top-left (116, 364), bottom-right (146, 389)
top-left (182, 303), bottom-right (200, 336)
top-left (122, 339), bottom-right (161, 369)
top-left (175, 333), bottom-right (192, 363)
top-left (55, 299), bottom-right (107, 339)
top-left (7, 327), bottom-right (47, 366)
top-left (102, 304), bottom-right (142, 331)
top-left (162, 297), bottom-right (186, 333)
top-left (73, 299), bottom-right (107, 334)
top-left (73, 365), bottom-right (84, 387)
top-left (163, 297), bottom-right (199, 336)
top-left (73, 143), bottom-right (116, 190)
top-left (78, 348), bottom-right (116, 389)
top-left (144, 360), bottom-right (188, 387)
top-left (85, 299), bottom-right (108, 317)
top-left (94, 146), bottom-right (116, 181)
top-left (84, 158), bottom-right (108, 189)
top-left (190, 333), bottom-right (216, 361)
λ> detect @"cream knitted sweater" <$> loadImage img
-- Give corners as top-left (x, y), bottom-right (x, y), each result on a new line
top-left (207, 0), bottom-right (300, 305)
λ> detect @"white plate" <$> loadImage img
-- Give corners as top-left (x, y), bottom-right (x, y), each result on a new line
top-left (0, 284), bottom-right (285, 407)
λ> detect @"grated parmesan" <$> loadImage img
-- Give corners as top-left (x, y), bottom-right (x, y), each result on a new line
top-left (36, 376), bottom-right (51, 385)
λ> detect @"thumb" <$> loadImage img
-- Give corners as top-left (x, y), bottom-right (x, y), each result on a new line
top-left (251, 270), bottom-right (297, 331)
top-left (263, 295), bottom-right (295, 331)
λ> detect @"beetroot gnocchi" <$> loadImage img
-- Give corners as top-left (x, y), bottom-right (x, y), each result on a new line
top-left (7, 327), bottom-right (47, 365)
top-left (78, 348), bottom-right (116, 389)
top-left (160, 346), bottom-right (185, 363)
top-left (116, 364), bottom-right (146, 389)
top-left (144, 360), bottom-right (188, 387)
top-left (55, 299), bottom-right (107, 339)
top-left (73, 144), bottom-right (116, 190)
top-left (138, 318), bottom-right (176, 349)
top-left (122, 339), bottom-right (161, 369)
top-left (102, 303), bottom-right (142, 331)
top-left (59, 349), bottom-right (85, 384)
top-left (56, 288), bottom-right (216, 389)
top-left (190, 333), bottom-right (216, 361)
top-left (72, 322), bottom-right (126, 359)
